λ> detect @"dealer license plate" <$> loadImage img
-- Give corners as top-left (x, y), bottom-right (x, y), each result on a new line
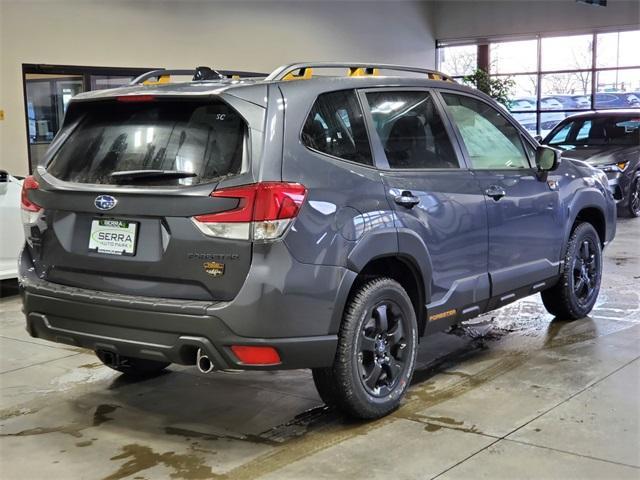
top-left (88, 219), bottom-right (138, 256)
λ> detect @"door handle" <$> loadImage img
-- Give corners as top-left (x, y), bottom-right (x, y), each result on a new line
top-left (394, 191), bottom-right (420, 208)
top-left (485, 185), bottom-right (506, 201)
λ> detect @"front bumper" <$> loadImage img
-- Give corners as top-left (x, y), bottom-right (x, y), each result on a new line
top-left (605, 171), bottom-right (631, 206)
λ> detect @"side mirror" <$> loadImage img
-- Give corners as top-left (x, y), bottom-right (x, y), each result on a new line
top-left (535, 146), bottom-right (560, 172)
top-left (0, 170), bottom-right (7, 183)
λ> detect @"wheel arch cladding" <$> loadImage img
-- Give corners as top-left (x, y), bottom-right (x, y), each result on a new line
top-left (574, 206), bottom-right (606, 246)
top-left (342, 253), bottom-right (427, 335)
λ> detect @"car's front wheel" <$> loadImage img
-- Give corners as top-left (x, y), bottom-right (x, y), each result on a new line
top-left (541, 222), bottom-right (602, 320)
top-left (628, 176), bottom-right (640, 218)
top-left (313, 277), bottom-right (418, 419)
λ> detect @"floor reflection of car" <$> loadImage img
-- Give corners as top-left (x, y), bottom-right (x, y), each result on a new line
top-left (543, 110), bottom-right (640, 217)
top-left (0, 171), bottom-right (25, 279)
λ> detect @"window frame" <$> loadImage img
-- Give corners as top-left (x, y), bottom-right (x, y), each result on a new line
top-left (298, 88), bottom-right (377, 169)
top-left (356, 87), bottom-right (468, 171)
top-left (436, 89), bottom-right (537, 171)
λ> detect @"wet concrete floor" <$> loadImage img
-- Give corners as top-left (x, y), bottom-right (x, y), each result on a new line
top-left (1, 217), bottom-right (639, 479)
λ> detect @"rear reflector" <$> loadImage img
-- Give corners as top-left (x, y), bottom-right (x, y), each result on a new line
top-left (231, 346), bottom-right (281, 365)
top-left (116, 95), bottom-right (156, 103)
top-left (192, 182), bottom-right (306, 241)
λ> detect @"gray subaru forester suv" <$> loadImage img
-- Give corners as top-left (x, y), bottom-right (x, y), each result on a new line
top-left (19, 63), bottom-right (616, 419)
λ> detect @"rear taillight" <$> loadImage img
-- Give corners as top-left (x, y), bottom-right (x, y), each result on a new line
top-left (21, 175), bottom-right (42, 225)
top-left (21, 176), bottom-right (40, 212)
top-left (20, 175), bottom-right (42, 226)
top-left (192, 182), bottom-right (307, 241)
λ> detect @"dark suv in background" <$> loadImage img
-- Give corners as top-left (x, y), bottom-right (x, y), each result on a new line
top-left (543, 110), bottom-right (640, 217)
top-left (20, 63), bottom-right (616, 419)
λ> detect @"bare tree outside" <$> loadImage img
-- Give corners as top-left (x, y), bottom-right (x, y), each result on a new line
top-left (438, 45), bottom-right (477, 77)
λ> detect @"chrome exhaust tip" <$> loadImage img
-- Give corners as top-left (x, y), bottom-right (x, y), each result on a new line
top-left (196, 348), bottom-right (214, 373)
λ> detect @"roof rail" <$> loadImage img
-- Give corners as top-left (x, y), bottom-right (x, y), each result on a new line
top-left (265, 62), bottom-right (455, 82)
top-left (130, 67), bottom-right (267, 86)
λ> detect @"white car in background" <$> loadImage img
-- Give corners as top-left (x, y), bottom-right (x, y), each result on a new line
top-left (0, 171), bottom-right (25, 280)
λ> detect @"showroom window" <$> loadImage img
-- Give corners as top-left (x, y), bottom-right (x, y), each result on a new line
top-left (436, 28), bottom-right (640, 136)
top-left (436, 44), bottom-right (478, 80)
top-left (23, 64), bottom-right (155, 172)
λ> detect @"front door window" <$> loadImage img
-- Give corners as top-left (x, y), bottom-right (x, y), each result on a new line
top-left (442, 93), bottom-right (530, 170)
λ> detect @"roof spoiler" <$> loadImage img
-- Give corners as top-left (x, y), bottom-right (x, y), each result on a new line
top-left (130, 66), bottom-right (267, 85)
top-left (265, 62), bottom-right (456, 82)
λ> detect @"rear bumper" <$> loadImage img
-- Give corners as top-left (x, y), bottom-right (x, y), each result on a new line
top-left (23, 284), bottom-right (337, 370)
top-left (19, 244), bottom-right (353, 370)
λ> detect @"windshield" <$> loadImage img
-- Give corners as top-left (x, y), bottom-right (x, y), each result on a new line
top-left (47, 99), bottom-right (246, 185)
top-left (546, 115), bottom-right (640, 149)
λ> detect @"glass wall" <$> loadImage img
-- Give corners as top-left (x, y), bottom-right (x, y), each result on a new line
top-left (436, 45), bottom-right (477, 79)
top-left (437, 29), bottom-right (640, 137)
top-left (23, 65), bottom-right (154, 171)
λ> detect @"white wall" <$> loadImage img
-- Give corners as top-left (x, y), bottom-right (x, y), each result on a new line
top-left (0, 0), bottom-right (436, 176)
top-left (433, 0), bottom-right (640, 41)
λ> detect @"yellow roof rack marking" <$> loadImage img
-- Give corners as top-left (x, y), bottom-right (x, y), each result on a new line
top-left (143, 75), bottom-right (171, 86)
top-left (348, 67), bottom-right (379, 77)
top-left (283, 67), bottom-right (313, 81)
top-left (266, 63), bottom-right (456, 83)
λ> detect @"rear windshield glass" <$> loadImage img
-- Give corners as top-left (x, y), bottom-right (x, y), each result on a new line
top-left (47, 99), bottom-right (246, 185)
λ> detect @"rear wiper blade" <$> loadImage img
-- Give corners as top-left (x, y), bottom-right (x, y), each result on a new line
top-left (109, 169), bottom-right (197, 181)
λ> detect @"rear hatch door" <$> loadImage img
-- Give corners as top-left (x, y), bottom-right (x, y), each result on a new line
top-left (26, 94), bottom-right (264, 301)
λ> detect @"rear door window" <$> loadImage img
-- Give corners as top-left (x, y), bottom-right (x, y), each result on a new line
top-left (365, 90), bottom-right (459, 169)
top-left (47, 99), bottom-right (246, 185)
top-left (301, 90), bottom-right (373, 165)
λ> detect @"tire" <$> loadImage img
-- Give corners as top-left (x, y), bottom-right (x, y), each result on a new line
top-left (96, 351), bottom-right (170, 377)
top-left (311, 367), bottom-right (341, 407)
top-left (314, 277), bottom-right (418, 419)
top-left (627, 176), bottom-right (640, 218)
top-left (541, 222), bottom-right (602, 320)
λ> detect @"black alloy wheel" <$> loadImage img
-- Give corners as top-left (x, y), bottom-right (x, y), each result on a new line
top-left (572, 238), bottom-right (598, 307)
top-left (629, 177), bottom-right (640, 217)
top-left (357, 301), bottom-right (409, 397)
top-left (541, 222), bottom-right (602, 320)
top-left (312, 277), bottom-right (418, 419)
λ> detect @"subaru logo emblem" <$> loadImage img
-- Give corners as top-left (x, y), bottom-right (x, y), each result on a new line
top-left (94, 195), bottom-right (117, 211)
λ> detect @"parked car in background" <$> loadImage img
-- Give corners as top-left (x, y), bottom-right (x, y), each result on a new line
top-left (594, 92), bottom-right (640, 109)
top-left (571, 95), bottom-right (592, 108)
top-left (0, 171), bottom-right (25, 279)
top-left (543, 110), bottom-right (640, 217)
top-left (543, 95), bottom-right (590, 110)
top-left (508, 97), bottom-right (566, 133)
top-left (540, 97), bottom-right (564, 111)
top-left (508, 98), bottom-right (537, 133)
